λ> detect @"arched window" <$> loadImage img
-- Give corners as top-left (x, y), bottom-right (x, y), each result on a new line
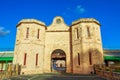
top-left (78, 53), bottom-right (80, 65)
top-left (26, 28), bottom-right (29, 38)
top-left (60, 63), bottom-right (62, 67)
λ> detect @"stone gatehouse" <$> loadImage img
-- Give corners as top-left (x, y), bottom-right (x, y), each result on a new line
top-left (13, 16), bottom-right (103, 74)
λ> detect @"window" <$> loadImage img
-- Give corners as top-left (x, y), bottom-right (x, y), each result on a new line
top-left (17, 28), bottom-right (20, 41)
top-left (56, 64), bottom-right (58, 67)
top-left (76, 28), bottom-right (79, 39)
top-left (26, 28), bottom-right (29, 38)
top-left (36, 54), bottom-right (38, 66)
top-left (78, 53), bottom-right (80, 65)
top-left (24, 53), bottom-right (27, 65)
top-left (74, 28), bottom-right (79, 40)
top-left (87, 27), bottom-right (90, 37)
top-left (56, 19), bottom-right (61, 24)
top-left (79, 28), bottom-right (81, 37)
top-left (37, 29), bottom-right (40, 39)
top-left (60, 64), bottom-right (62, 67)
top-left (89, 52), bottom-right (92, 65)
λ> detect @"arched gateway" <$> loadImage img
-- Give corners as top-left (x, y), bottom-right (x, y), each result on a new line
top-left (51, 49), bottom-right (66, 72)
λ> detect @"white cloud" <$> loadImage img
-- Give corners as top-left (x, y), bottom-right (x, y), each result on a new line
top-left (75, 5), bottom-right (85, 14)
top-left (0, 27), bottom-right (10, 37)
top-left (62, 5), bottom-right (85, 18)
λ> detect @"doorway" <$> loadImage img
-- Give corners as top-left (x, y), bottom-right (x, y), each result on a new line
top-left (51, 49), bottom-right (66, 72)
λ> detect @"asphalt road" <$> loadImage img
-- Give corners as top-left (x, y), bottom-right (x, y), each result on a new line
top-left (3, 74), bottom-right (107, 80)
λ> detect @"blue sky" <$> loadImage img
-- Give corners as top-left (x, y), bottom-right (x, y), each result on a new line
top-left (0, 0), bottom-right (120, 50)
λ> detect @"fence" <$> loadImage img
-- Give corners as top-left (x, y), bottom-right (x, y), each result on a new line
top-left (95, 64), bottom-right (120, 80)
top-left (0, 64), bottom-right (21, 80)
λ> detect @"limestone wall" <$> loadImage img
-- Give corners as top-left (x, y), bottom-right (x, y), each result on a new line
top-left (44, 31), bottom-right (71, 73)
top-left (71, 18), bottom-right (103, 74)
top-left (44, 17), bottom-right (71, 73)
top-left (13, 19), bottom-right (46, 74)
top-left (13, 17), bottom-right (103, 75)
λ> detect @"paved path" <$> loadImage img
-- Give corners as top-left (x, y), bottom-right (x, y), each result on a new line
top-left (3, 74), bottom-right (107, 80)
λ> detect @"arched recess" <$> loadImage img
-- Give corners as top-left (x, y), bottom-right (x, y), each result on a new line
top-left (51, 49), bottom-right (66, 72)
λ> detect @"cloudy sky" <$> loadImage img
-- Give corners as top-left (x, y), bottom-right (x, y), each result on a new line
top-left (0, 0), bottom-right (120, 50)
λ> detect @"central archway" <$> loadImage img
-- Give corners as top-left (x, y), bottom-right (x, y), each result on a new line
top-left (51, 49), bottom-right (66, 72)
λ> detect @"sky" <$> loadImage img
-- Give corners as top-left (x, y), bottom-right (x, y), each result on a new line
top-left (0, 0), bottom-right (120, 50)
